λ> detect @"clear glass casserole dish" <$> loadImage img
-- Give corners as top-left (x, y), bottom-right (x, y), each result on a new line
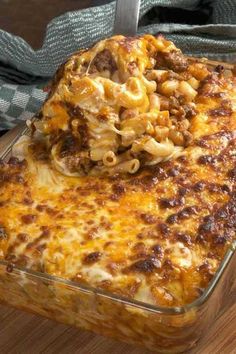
top-left (0, 122), bottom-right (235, 353)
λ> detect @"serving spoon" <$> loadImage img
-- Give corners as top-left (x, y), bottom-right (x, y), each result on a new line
top-left (113, 0), bottom-right (141, 36)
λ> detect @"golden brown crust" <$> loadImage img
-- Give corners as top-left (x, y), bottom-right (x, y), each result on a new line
top-left (0, 36), bottom-right (236, 308)
top-left (1, 93), bottom-right (236, 307)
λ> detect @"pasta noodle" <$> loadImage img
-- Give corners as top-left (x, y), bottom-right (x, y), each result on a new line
top-left (102, 151), bottom-right (117, 167)
top-left (110, 159), bottom-right (140, 174)
top-left (143, 138), bottom-right (174, 157)
top-left (160, 80), bottom-right (179, 96)
top-left (178, 81), bottom-right (198, 102)
top-left (36, 34), bottom-right (212, 176)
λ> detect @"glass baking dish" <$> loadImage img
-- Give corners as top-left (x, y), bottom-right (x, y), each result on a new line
top-left (0, 114), bottom-right (235, 353)
top-left (0, 240), bottom-right (235, 353)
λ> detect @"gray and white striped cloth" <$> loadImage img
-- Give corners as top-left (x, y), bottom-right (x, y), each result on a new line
top-left (1, 0), bottom-right (236, 129)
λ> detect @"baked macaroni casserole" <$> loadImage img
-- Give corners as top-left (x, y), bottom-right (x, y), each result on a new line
top-left (0, 35), bottom-right (236, 310)
top-left (35, 34), bottom-right (199, 176)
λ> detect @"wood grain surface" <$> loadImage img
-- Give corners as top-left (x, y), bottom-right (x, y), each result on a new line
top-left (0, 298), bottom-right (236, 354)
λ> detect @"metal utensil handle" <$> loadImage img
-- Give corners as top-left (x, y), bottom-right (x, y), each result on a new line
top-left (113, 0), bottom-right (141, 36)
top-left (0, 121), bottom-right (28, 159)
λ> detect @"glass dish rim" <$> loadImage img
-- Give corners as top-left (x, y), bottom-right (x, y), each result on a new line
top-left (0, 243), bottom-right (235, 315)
top-left (0, 122), bottom-right (235, 316)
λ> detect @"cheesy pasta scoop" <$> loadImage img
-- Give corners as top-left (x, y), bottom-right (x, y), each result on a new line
top-left (34, 34), bottom-right (210, 176)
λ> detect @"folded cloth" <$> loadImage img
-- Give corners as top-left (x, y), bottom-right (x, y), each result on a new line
top-left (0, 0), bottom-right (236, 129)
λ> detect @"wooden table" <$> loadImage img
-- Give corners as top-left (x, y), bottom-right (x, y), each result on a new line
top-left (0, 298), bottom-right (236, 354)
top-left (0, 1), bottom-right (236, 353)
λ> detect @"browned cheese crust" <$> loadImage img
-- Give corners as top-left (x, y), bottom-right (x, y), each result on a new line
top-left (0, 35), bottom-right (236, 307)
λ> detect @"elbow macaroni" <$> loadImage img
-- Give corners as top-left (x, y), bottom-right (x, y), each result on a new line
top-left (38, 34), bottom-right (210, 176)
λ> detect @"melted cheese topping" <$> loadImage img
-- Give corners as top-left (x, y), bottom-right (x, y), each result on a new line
top-left (0, 38), bottom-right (236, 308)
top-left (37, 35), bottom-right (205, 176)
